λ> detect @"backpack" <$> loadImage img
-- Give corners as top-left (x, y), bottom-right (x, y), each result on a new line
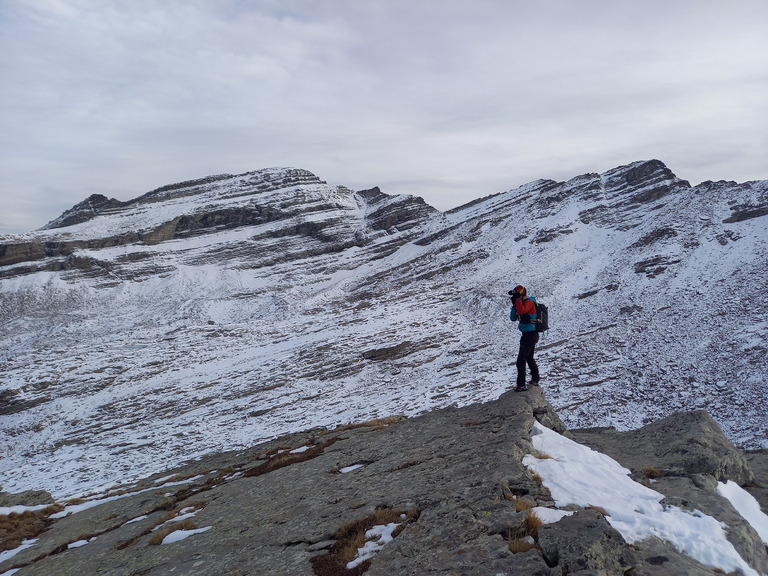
top-left (535, 302), bottom-right (549, 333)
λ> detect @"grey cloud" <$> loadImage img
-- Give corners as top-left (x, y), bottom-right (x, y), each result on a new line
top-left (1, 0), bottom-right (767, 233)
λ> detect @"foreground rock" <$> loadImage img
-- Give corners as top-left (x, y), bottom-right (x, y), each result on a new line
top-left (571, 413), bottom-right (768, 575)
top-left (1, 390), bottom-right (765, 576)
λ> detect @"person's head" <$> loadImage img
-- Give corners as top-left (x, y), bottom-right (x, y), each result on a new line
top-left (509, 285), bottom-right (526, 301)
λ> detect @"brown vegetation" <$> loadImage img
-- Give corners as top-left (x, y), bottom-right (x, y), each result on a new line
top-left (115, 500), bottom-right (209, 550)
top-left (310, 507), bottom-right (420, 576)
top-left (642, 467), bottom-right (665, 479)
top-left (514, 497), bottom-right (533, 513)
top-left (244, 437), bottom-right (346, 478)
top-left (336, 417), bottom-right (405, 432)
top-left (507, 501), bottom-right (544, 553)
top-left (508, 536), bottom-right (536, 553)
top-left (167, 468), bottom-right (236, 503)
top-left (588, 505), bottom-right (609, 517)
top-left (148, 519), bottom-right (198, 545)
top-left (0, 505), bottom-right (64, 553)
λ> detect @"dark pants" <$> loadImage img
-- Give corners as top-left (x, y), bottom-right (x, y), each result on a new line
top-left (516, 331), bottom-right (540, 387)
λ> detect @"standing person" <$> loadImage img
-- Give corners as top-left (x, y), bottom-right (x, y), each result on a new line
top-left (509, 285), bottom-right (540, 392)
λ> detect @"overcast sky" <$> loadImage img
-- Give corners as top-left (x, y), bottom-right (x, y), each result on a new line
top-left (1, 0), bottom-right (766, 234)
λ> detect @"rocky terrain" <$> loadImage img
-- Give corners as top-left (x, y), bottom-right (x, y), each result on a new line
top-left (0, 161), bottom-right (767, 504)
top-left (1, 389), bottom-right (766, 575)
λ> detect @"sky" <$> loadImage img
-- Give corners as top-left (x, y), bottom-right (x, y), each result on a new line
top-left (1, 0), bottom-right (767, 234)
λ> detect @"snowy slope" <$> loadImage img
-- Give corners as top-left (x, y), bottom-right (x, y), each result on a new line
top-left (0, 161), bottom-right (766, 499)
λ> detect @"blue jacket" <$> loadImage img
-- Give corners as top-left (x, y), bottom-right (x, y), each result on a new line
top-left (510, 296), bottom-right (538, 332)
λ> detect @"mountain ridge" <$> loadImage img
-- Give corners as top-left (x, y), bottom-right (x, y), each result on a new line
top-left (0, 159), bottom-right (766, 503)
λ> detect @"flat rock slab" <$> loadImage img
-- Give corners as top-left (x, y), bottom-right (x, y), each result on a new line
top-left (1, 389), bottom-right (563, 576)
top-left (2, 391), bottom-right (764, 576)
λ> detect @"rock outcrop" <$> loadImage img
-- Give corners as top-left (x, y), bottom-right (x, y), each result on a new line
top-left (1, 391), bottom-right (765, 576)
top-left (571, 410), bottom-right (756, 485)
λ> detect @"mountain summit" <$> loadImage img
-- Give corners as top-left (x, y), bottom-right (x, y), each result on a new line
top-left (0, 161), bottom-right (766, 502)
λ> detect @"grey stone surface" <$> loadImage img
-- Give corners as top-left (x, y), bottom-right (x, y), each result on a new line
top-left (0, 389), bottom-right (550, 575)
top-left (570, 410), bottom-right (755, 484)
top-left (537, 509), bottom-right (638, 574)
top-left (1, 392), bottom-right (763, 576)
top-left (0, 490), bottom-right (54, 507)
top-left (631, 536), bottom-right (726, 576)
top-left (745, 449), bottom-right (768, 513)
top-left (654, 475), bottom-right (768, 574)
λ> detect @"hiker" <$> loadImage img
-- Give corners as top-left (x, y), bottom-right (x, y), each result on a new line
top-left (509, 284), bottom-right (540, 392)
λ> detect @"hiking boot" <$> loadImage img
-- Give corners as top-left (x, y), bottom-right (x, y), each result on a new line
top-left (529, 380), bottom-right (540, 387)
top-left (514, 384), bottom-right (529, 392)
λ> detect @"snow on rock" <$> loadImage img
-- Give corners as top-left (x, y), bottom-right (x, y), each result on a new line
top-left (160, 526), bottom-right (212, 545)
top-left (0, 540), bottom-right (38, 565)
top-left (524, 422), bottom-right (761, 576)
top-left (532, 506), bottom-right (574, 524)
top-left (346, 522), bottom-right (403, 570)
top-left (718, 480), bottom-right (768, 544)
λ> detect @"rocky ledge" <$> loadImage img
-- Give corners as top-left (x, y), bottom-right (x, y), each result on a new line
top-left (1, 389), bottom-right (766, 576)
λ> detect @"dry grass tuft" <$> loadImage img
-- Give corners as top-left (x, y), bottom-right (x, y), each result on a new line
top-left (244, 437), bottom-right (346, 478)
top-left (508, 536), bottom-right (536, 553)
top-left (116, 500), bottom-right (209, 550)
top-left (148, 519), bottom-right (198, 545)
top-left (514, 497), bottom-right (534, 513)
top-left (167, 468), bottom-right (236, 503)
top-left (642, 467), bottom-right (665, 479)
top-left (264, 444), bottom-right (293, 458)
top-left (153, 500), bottom-right (208, 526)
top-left (161, 472), bottom-right (206, 485)
top-left (506, 505), bottom-right (543, 552)
top-left (310, 507), bottom-right (420, 576)
top-left (588, 505), bottom-right (609, 517)
top-left (336, 416), bottom-right (405, 432)
top-left (525, 509), bottom-right (543, 535)
top-left (0, 505), bottom-right (64, 552)
top-left (115, 536), bottom-right (141, 550)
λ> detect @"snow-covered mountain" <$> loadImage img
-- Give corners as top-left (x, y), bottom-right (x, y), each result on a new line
top-left (1, 160), bottom-right (766, 499)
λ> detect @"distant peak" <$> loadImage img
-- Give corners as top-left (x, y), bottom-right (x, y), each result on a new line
top-left (140, 167), bottom-right (323, 203)
top-left (602, 159), bottom-right (678, 184)
top-left (41, 193), bottom-right (125, 230)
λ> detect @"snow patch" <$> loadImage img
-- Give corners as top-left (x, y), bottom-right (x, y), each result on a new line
top-left (161, 525), bottom-right (212, 545)
top-left (717, 480), bottom-right (768, 544)
top-left (346, 522), bottom-right (402, 569)
top-left (524, 422), bottom-right (760, 576)
top-left (0, 539), bottom-right (38, 564)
